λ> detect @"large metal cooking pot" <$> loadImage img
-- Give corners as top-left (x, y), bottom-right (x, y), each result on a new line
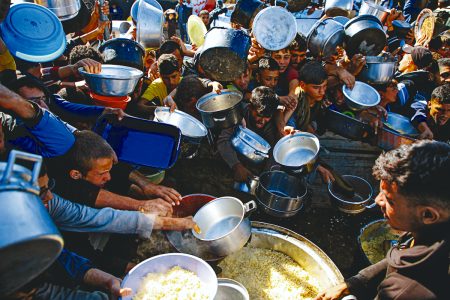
top-left (136, 0), bottom-right (164, 48)
top-left (383, 112), bottom-right (419, 136)
top-left (307, 18), bottom-right (345, 58)
top-left (0, 151), bottom-right (63, 297)
top-left (35, 0), bottom-right (81, 20)
top-left (377, 126), bottom-right (417, 150)
top-left (255, 170), bottom-right (308, 217)
top-left (342, 81), bottom-right (380, 111)
top-left (230, 0), bottom-right (267, 29)
top-left (273, 132), bottom-right (320, 175)
top-left (325, 0), bottom-right (354, 17)
top-left (231, 125), bottom-right (270, 164)
top-left (328, 175), bottom-right (376, 214)
top-left (99, 38), bottom-right (145, 71)
top-left (252, 6), bottom-right (297, 51)
top-left (199, 27), bottom-right (251, 82)
top-left (192, 197), bottom-right (257, 258)
top-left (344, 14), bottom-right (387, 56)
top-left (325, 108), bottom-right (373, 140)
top-left (79, 64), bottom-right (143, 96)
top-left (359, 0), bottom-right (390, 22)
top-left (358, 56), bottom-right (397, 84)
top-left (196, 89), bottom-right (244, 129)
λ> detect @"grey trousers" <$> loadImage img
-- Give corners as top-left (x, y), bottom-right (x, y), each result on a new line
top-left (33, 283), bottom-right (109, 300)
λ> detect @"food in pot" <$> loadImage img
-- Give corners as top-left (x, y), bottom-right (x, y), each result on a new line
top-left (218, 247), bottom-right (320, 299)
top-left (134, 266), bottom-right (209, 300)
top-left (360, 221), bottom-right (403, 264)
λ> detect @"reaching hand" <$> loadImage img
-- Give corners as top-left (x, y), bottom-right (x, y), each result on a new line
top-left (73, 58), bottom-right (102, 75)
top-left (314, 283), bottom-right (350, 300)
top-left (102, 107), bottom-right (127, 121)
top-left (232, 163), bottom-right (253, 182)
top-left (153, 216), bottom-right (197, 231)
top-left (139, 198), bottom-right (173, 217)
top-left (143, 183), bottom-right (182, 206)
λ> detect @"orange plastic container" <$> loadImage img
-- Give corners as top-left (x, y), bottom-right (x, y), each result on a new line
top-left (89, 92), bottom-right (131, 109)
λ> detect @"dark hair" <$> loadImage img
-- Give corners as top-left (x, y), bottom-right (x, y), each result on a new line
top-left (174, 75), bottom-right (208, 109)
top-left (158, 54), bottom-right (179, 75)
top-left (70, 130), bottom-right (115, 175)
top-left (372, 79), bottom-right (398, 92)
top-left (249, 86), bottom-right (279, 117)
top-left (69, 45), bottom-right (103, 65)
top-left (290, 34), bottom-right (307, 52)
top-left (158, 40), bottom-right (182, 58)
top-left (431, 84), bottom-right (450, 104)
top-left (256, 57), bottom-right (280, 73)
top-left (373, 140), bottom-right (450, 210)
top-left (299, 61), bottom-right (327, 84)
top-left (10, 75), bottom-right (50, 99)
top-left (438, 58), bottom-right (450, 69)
top-left (14, 58), bottom-right (40, 73)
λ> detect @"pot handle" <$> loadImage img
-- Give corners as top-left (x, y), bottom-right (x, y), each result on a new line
top-left (365, 198), bottom-right (378, 209)
top-left (254, 150), bottom-right (269, 158)
top-left (243, 200), bottom-right (257, 216)
top-left (2, 150), bottom-right (43, 187)
top-left (213, 117), bottom-right (227, 122)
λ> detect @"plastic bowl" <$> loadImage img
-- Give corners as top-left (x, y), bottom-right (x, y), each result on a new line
top-left (89, 92), bottom-right (131, 109)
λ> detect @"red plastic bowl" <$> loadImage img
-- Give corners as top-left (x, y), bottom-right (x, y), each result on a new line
top-left (173, 194), bottom-right (216, 217)
top-left (89, 92), bottom-right (131, 110)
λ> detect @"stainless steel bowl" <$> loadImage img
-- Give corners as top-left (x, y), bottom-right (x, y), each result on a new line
top-left (328, 175), bottom-right (375, 214)
top-left (215, 278), bottom-right (250, 300)
top-left (342, 81), bottom-right (380, 111)
top-left (358, 56), bottom-right (397, 84)
top-left (383, 112), bottom-right (419, 136)
top-left (36, 0), bottom-right (81, 21)
top-left (79, 64), bottom-right (143, 96)
top-left (136, 0), bottom-right (164, 48)
top-left (231, 126), bottom-right (270, 164)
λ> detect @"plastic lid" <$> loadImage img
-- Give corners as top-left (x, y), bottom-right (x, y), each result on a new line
top-left (1, 3), bottom-right (66, 62)
top-left (187, 15), bottom-right (207, 47)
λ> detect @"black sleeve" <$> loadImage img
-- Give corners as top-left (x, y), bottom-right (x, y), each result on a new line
top-left (105, 162), bottom-right (134, 196)
top-left (54, 178), bottom-right (100, 208)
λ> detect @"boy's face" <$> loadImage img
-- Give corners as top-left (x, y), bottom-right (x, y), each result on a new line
top-left (428, 99), bottom-right (450, 126)
top-left (300, 80), bottom-right (327, 102)
top-left (271, 50), bottom-right (291, 73)
top-left (161, 70), bottom-right (181, 92)
top-left (290, 50), bottom-right (307, 69)
top-left (256, 69), bottom-right (279, 89)
top-left (233, 68), bottom-right (250, 92)
top-left (72, 157), bottom-right (114, 188)
top-left (249, 107), bottom-right (271, 129)
top-left (200, 14), bottom-right (209, 25)
top-left (379, 84), bottom-right (399, 104)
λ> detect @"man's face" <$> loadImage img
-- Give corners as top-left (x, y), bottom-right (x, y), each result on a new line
top-left (375, 180), bottom-right (421, 232)
top-left (38, 174), bottom-right (54, 206)
top-left (380, 84), bottom-right (399, 104)
top-left (271, 50), bottom-right (291, 73)
top-left (301, 80), bottom-right (327, 103)
top-left (249, 107), bottom-right (271, 129)
top-left (256, 69), bottom-right (279, 89)
top-left (438, 65), bottom-right (450, 84)
top-left (233, 68), bottom-right (250, 92)
top-left (200, 14), bottom-right (209, 26)
top-left (428, 99), bottom-right (450, 126)
top-left (18, 86), bottom-right (50, 110)
top-left (82, 157), bottom-right (114, 188)
top-left (161, 70), bottom-right (181, 93)
top-left (398, 54), bottom-right (415, 73)
top-left (170, 49), bottom-right (184, 72)
top-left (290, 50), bottom-right (306, 69)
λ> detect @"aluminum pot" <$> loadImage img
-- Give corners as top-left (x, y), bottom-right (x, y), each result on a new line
top-left (357, 56), bottom-right (397, 84)
top-left (307, 18), bottom-right (345, 58)
top-left (325, 0), bottom-right (354, 17)
top-left (196, 89), bottom-right (244, 129)
top-left (154, 107), bottom-right (208, 159)
top-left (35, 0), bottom-right (81, 21)
top-left (255, 170), bottom-right (307, 217)
top-left (359, 0), bottom-right (390, 22)
top-left (192, 197), bottom-right (257, 257)
top-left (79, 64), bottom-right (143, 96)
top-left (230, 0), bottom-right (266, 29)
top-left (231, 125), bottom-right (270, 164)
top-left (342, 81), bottom-right (380, 111)
top-left (344, 14), bottom-right (387, 56)
top-left (273, 132), bottom-right (320, 175)
top-left (0, 150), bottom-right (63, 297)
top-left (383, 112), bottom-right (419, 136)
top-left (325, 108), bottom-right (373, 140)
top-left (99, 38), bottom-right (146, 71)
top-left (136, 0), bottom-right (164, 48)
top-left (377, 127), bottom-right (417, 151)
top-left (328, 175), bottom-right (376, 214)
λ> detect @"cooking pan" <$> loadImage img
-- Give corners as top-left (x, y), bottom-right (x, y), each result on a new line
top-left (99, 38), bottom-right (146, 71)
top-left (325, 108), bottom-right (373, 140)
top-left (230, 0), bottom-right (267, 29)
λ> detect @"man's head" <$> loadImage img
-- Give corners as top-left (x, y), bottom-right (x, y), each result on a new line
top-left (255, 57), bottom-right (280, 89)
top-left (174, 75), bottom-right (209, 118)
top-left (69, 130), bottom-right (116, 188)
top-left (437, 58), bottom-right (450, 84)
top-left (410, 46), bottom-right (433, 70)
top-left (289, 35), bottom-right (307, 70)
top-left (373, 141), bottom-right (450, 232)
top-left (199, 10), bottom-right (209, 26)
top-left (158, 54), bottom-right (181, 93)
top-left (10, 76), bottom-right (50, 109)
top-left (158, 40), bottom-right (183, 71)
top-left (271, 48), bottom-right (291, 73)
top-left (69, 45), bottom-right (103, 65)
top-left (15, 58), bottom-right (42, 79)
top-left (248, 86), bottom-right (279, 129)
top-left (233, 64), bottom-right (251, 92)
top-left (299, 61), bottom-right (328, 103)
top-left (428, 84), bottom-right (450, 126)
top-left (373, 80), bottom-right (399, 106)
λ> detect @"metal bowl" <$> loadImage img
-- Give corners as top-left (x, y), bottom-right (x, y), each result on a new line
top-left (342, 81), bottom-right (380, 111)
top-left (154, 107), bottom-right (207, 138)
top-left (231, 126), bottom-right (270, 164)
top-left (358, 56), bottom-right (397, 84)
top-left (383, 112), bottom-right (419, 137)
top-left (136, 0), bottom-right (164, 48)
top-left (215, 278), bottom-right (249, 300)
top-left (328, 175), bottom-right (375, 214)
top-left (79, 64), bottom-right (143, 96)
top-left (36, 0), bottom-right (81, 21)
top-left (120, 253), bottom-right (218, 300)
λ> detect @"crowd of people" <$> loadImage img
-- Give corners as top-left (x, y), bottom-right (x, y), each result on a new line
top-left (0, 0), bottom-right (449, 299)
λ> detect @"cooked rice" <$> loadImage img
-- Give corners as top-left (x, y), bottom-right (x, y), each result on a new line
top-left (134, 266), bottom-right (210, 300)
top-left (218, 247), bottom-right (320, 300)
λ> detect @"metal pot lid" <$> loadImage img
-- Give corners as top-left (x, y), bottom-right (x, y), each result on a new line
top-left (252, 6), bottom-right (297, 51)
top-left (154, 107), bottom-right (207, 138)
top-left (235, 125), bottom-right (270, 154)
top-left (0, 3), bottom-right (66, 62)
top-left (79, 64), bottom-right (143, 80)
top-left (215, 278), bottom-right (250, 300)
top-left (342, 81), bottom-right (380, 108)
top-left (196, 90), bottom-right (243, 113)
top-left (383, 112), bottom-right (419, 136)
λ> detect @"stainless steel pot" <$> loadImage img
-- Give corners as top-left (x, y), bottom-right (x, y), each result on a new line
top-left (273, 132), bottom-right (320, 175)
top-left (79, 64), bottom-right (143, 96)
top-left (0, 150), bottom-right (63, 297)
top-left (325, 108), bottom-right (373, 140)
top-left (383, 112), bottom-right (419, 136)
top-left (344, 14), bottom-right (387, 56)
top-left (136, 0), bottom-right (164, 48)
top-left (255, 170), bottom-right (307, 217)
top-left (325, 0), bottom-right (354, 17)
top-left (196, 90), bottom-right (244, 129)
top-left (307, 18), bottom-right (345, 58)
top-left (359, 0), bottom-right (390, 22)
top-left (35, 0), bottom-right (81, 21)
top-left (192, 197), bottom-right (256, 257)
top-left (231, 125), bottom-right (270, 164)
top-left (328, 175), bottom-right (376, 214)
top-left (357, 56), bottom-right (397, 84)
top-left (377, 127), bottom-right (417, 151)
top-left (342, 81), bottom-right (380, 111)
